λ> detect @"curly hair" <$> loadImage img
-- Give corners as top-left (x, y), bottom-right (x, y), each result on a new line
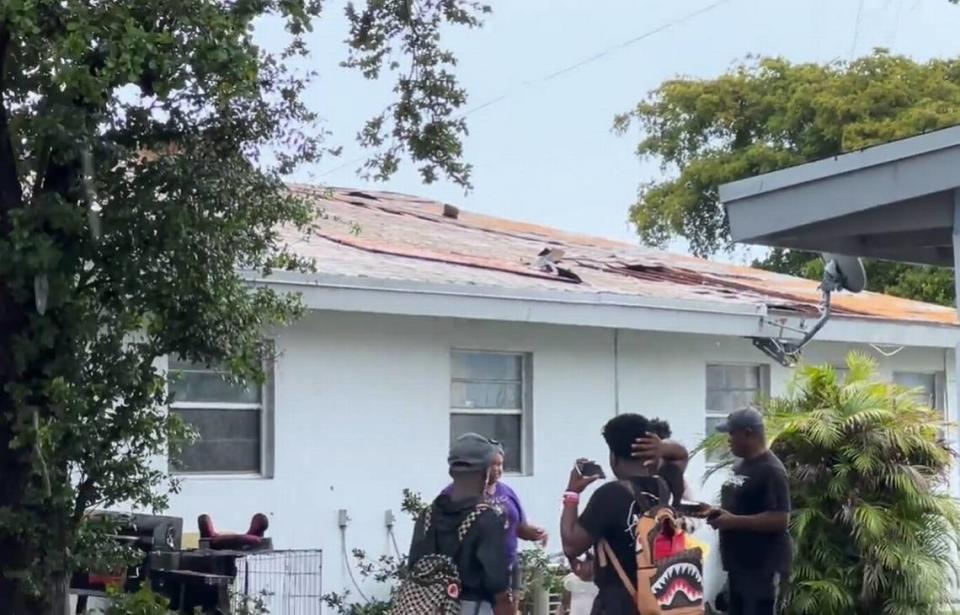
top-left (648, 418), bottom-right (672, 440)
top-left (602, 413), bottom-right (653, 460)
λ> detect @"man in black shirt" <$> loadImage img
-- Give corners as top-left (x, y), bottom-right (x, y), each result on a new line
top-left (708, 407), bottom-right (792, 615)
top-left (560, 414), bottom-right (689, 615)
top-left (408, 433), bottom-right (514, 615)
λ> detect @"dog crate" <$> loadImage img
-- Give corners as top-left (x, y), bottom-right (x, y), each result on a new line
top-left (234, 550), bottom-right (323, 615)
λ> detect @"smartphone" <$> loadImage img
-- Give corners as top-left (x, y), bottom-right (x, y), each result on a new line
top-left (577, 461), bottom-right (606, 479)
top-left (677, 501), bottom-right (712, 517)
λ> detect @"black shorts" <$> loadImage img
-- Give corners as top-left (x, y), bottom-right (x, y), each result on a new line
top-left (726, 570), bottom-right (782, 615)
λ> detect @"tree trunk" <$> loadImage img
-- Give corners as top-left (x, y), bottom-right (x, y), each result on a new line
top-left (0, 19), bottom-right (42, 615)
top-left (46, 574), bottom-right (72, 615)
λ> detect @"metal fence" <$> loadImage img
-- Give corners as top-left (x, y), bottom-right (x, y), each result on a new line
top-left (235, 550), bottom-right (324, 615)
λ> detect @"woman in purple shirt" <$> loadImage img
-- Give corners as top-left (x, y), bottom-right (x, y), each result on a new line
top-left (443, 443), bottom-right (548, 604)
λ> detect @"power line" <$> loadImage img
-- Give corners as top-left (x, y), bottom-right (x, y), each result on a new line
top-left (316, 0), bottom-right (736, 179)
top-left (850, 0), bottom-right (866, 59)
top-left (462, 0), bottom-right (734, 111)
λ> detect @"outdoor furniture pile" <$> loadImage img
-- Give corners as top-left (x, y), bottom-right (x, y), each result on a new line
top-left (71, 511), bottom-right (273, 614)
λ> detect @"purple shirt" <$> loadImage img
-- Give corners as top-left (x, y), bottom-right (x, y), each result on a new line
top-left (441, 482), bottom-right (526, 570)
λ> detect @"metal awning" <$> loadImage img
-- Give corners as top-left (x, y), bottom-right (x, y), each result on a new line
top-left (720, 126), bottom-right (960, 413)
top-left (719, 125), bottom-right (960, 267)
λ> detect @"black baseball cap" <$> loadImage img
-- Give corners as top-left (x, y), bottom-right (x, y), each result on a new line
top-left (448, 433), bottom-right (498, 474)
top-left (715, 407), bottom-right (765, 433)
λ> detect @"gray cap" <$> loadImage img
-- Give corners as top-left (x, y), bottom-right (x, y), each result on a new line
top-left (448, 433), bottom-right (498, 474)
top-left (715, 407), bottom-right (765, 433)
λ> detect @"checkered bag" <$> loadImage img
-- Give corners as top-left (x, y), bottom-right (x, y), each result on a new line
top-left (389, 505), bottom-right (490, 615)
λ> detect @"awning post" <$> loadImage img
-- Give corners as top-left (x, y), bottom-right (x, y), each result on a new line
top-left (952, 190), bottom-right (960, 489)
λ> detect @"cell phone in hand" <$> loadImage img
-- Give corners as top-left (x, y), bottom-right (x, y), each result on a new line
top-left (677, 501), bottom-right (712, 517)
top-left (577, 461), bottom-right (606, 479)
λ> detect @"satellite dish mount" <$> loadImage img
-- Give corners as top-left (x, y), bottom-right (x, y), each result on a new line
top-left (752, 254), bottom-right (866, 367)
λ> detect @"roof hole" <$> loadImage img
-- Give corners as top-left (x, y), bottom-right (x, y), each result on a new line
top-left (346, 190), bottom-right (380, 201)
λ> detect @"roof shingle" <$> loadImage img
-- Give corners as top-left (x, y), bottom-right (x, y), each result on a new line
top-left (281, 185), bottom-right (957, 327)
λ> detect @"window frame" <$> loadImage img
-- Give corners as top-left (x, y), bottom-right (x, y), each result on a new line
top-left (449, 349), bottom-right (533, 476)
top-left (167, 355), bottom-right (275, 479)
top-left (893, 371), bottom-right (946, 414)
top-left (704, 363), bottom-right (770, 464)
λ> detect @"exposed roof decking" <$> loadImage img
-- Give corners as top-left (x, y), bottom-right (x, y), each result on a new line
top-left (278, 185), bottom-right (957, 327)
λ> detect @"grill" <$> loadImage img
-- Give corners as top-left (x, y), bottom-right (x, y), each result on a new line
top-left (71, 512), bottom-right (184, 594)
top-left (72, 511), bottom-right (297, 614)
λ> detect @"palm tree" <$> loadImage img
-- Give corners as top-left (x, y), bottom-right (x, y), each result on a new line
top-left (698, 352), bottom-right (960, 614)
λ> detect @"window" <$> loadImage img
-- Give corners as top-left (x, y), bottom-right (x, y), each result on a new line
top-left (450, 351), bottom-right (531, 474)
top-left (705, 364), bottom-right (769, 463)
top-left (167, 357), bottom-right (270, 475)
top-left (893, 372), bottom-right (945, 415)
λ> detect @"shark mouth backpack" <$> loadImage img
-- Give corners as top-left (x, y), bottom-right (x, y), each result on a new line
top-left (598, 478), bottom-right (705, 614)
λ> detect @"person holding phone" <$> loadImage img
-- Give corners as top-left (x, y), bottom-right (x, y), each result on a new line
top-left (441, 442), bottom-right (548, 606)
top-left (706, 407), bottom-right (791, 615)
top-left (560, 413), bottom-right (690, 614)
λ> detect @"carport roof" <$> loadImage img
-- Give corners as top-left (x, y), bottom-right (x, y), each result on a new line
top-left (720, 125), bottom-right (960, 267)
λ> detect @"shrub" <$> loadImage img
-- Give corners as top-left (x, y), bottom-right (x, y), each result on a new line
top-left (98, 583), bottom-right (271, 614)
top-left (699, 352), bottom-right (960, 614)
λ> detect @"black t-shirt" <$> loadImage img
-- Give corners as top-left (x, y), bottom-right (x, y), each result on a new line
top-left (408, 495), bottom-right (509, 603)
top-left (719, 450), bottom-right (792, 573)
top-left (579, 477), bottom-right (667, 614)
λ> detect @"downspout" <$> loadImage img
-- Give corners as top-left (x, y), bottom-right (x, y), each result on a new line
top-left (614, 329), bottom-right (621, 416)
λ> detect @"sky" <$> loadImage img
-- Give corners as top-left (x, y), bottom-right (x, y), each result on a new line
top-left (257, 0), bottom-right (960, 262)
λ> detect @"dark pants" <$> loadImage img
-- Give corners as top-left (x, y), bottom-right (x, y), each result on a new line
top-left (726, 570), bottom-right (781, 615)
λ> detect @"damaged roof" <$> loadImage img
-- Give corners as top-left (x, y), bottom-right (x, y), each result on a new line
top-left (279, 185), bottom-right (958, 327)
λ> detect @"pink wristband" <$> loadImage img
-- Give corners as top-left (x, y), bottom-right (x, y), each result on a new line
top-left (562, 491), bottom-right (580, 506)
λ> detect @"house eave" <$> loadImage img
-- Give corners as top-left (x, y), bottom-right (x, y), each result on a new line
top-left (241, 270), bottom-right (960, 349)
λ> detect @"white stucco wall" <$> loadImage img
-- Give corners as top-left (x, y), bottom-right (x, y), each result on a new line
top-left (163, 310), bottom-right (955, 608)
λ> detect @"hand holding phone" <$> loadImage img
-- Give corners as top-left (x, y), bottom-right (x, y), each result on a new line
top-left (677, 501), bottom-right (713, 518)
top-left (577, 460), bottom-right (606, 479)
top-left (567, 459), bottom-right (604, 494)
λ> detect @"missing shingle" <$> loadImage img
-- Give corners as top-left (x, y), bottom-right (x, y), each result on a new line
top-left (345, 190), bottom-right (380, 201)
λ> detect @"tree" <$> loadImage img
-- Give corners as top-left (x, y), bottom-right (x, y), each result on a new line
top-left (699, 353), bottom-right (960, 614)
top-left (757, 249), bottom-right (955, 307)
top-left (615, 50), bottom-right (960, 303)
top-left (0, 1), bottom-right (487, 612)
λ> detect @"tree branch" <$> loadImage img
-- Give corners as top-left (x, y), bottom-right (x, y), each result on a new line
top-left (0, 21), bottom-right (24, 221)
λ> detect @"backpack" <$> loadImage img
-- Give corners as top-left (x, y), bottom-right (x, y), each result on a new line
top-left (389, 503), bottom-right (492, 615)
top-left (598, 477), bottom-right (705, 615)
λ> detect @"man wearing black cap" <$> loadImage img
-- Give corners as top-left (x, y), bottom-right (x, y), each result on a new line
top-left (707, 407), bottom-right (791, 615)
top-left (408, 433), bottom-right (514, 615)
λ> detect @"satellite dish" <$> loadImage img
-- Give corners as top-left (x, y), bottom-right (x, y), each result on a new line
top-left (752, 253), bottom-right (867, 367)
top-left (822, 253), bottom-right (867, 294)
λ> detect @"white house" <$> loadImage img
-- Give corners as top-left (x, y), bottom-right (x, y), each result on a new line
top-left (162, 186), bottom-right (960, 606)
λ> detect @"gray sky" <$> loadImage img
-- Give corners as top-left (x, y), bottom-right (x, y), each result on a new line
top-left (258, 0), bottom-right (960, 260)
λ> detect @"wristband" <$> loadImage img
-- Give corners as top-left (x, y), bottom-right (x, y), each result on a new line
top-left (562, 491), bottom-right (580, 506)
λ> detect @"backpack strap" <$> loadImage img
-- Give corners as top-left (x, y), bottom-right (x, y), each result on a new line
top-left (598, 539), bottom-right (636, 600)
top-left (619, 476), bottom-right (670, 511)
top-left (457, 503), bottom-right (491, 542)
top-left (653, 475), bottom-right (671, 507)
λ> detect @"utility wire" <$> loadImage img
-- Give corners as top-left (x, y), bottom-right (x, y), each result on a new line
top-left (340, 527), bottom-right (371, 603)
top-left (316, 0), bottom-right (736, 179)
top-left (849, 0), bottom-right (866, 59)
